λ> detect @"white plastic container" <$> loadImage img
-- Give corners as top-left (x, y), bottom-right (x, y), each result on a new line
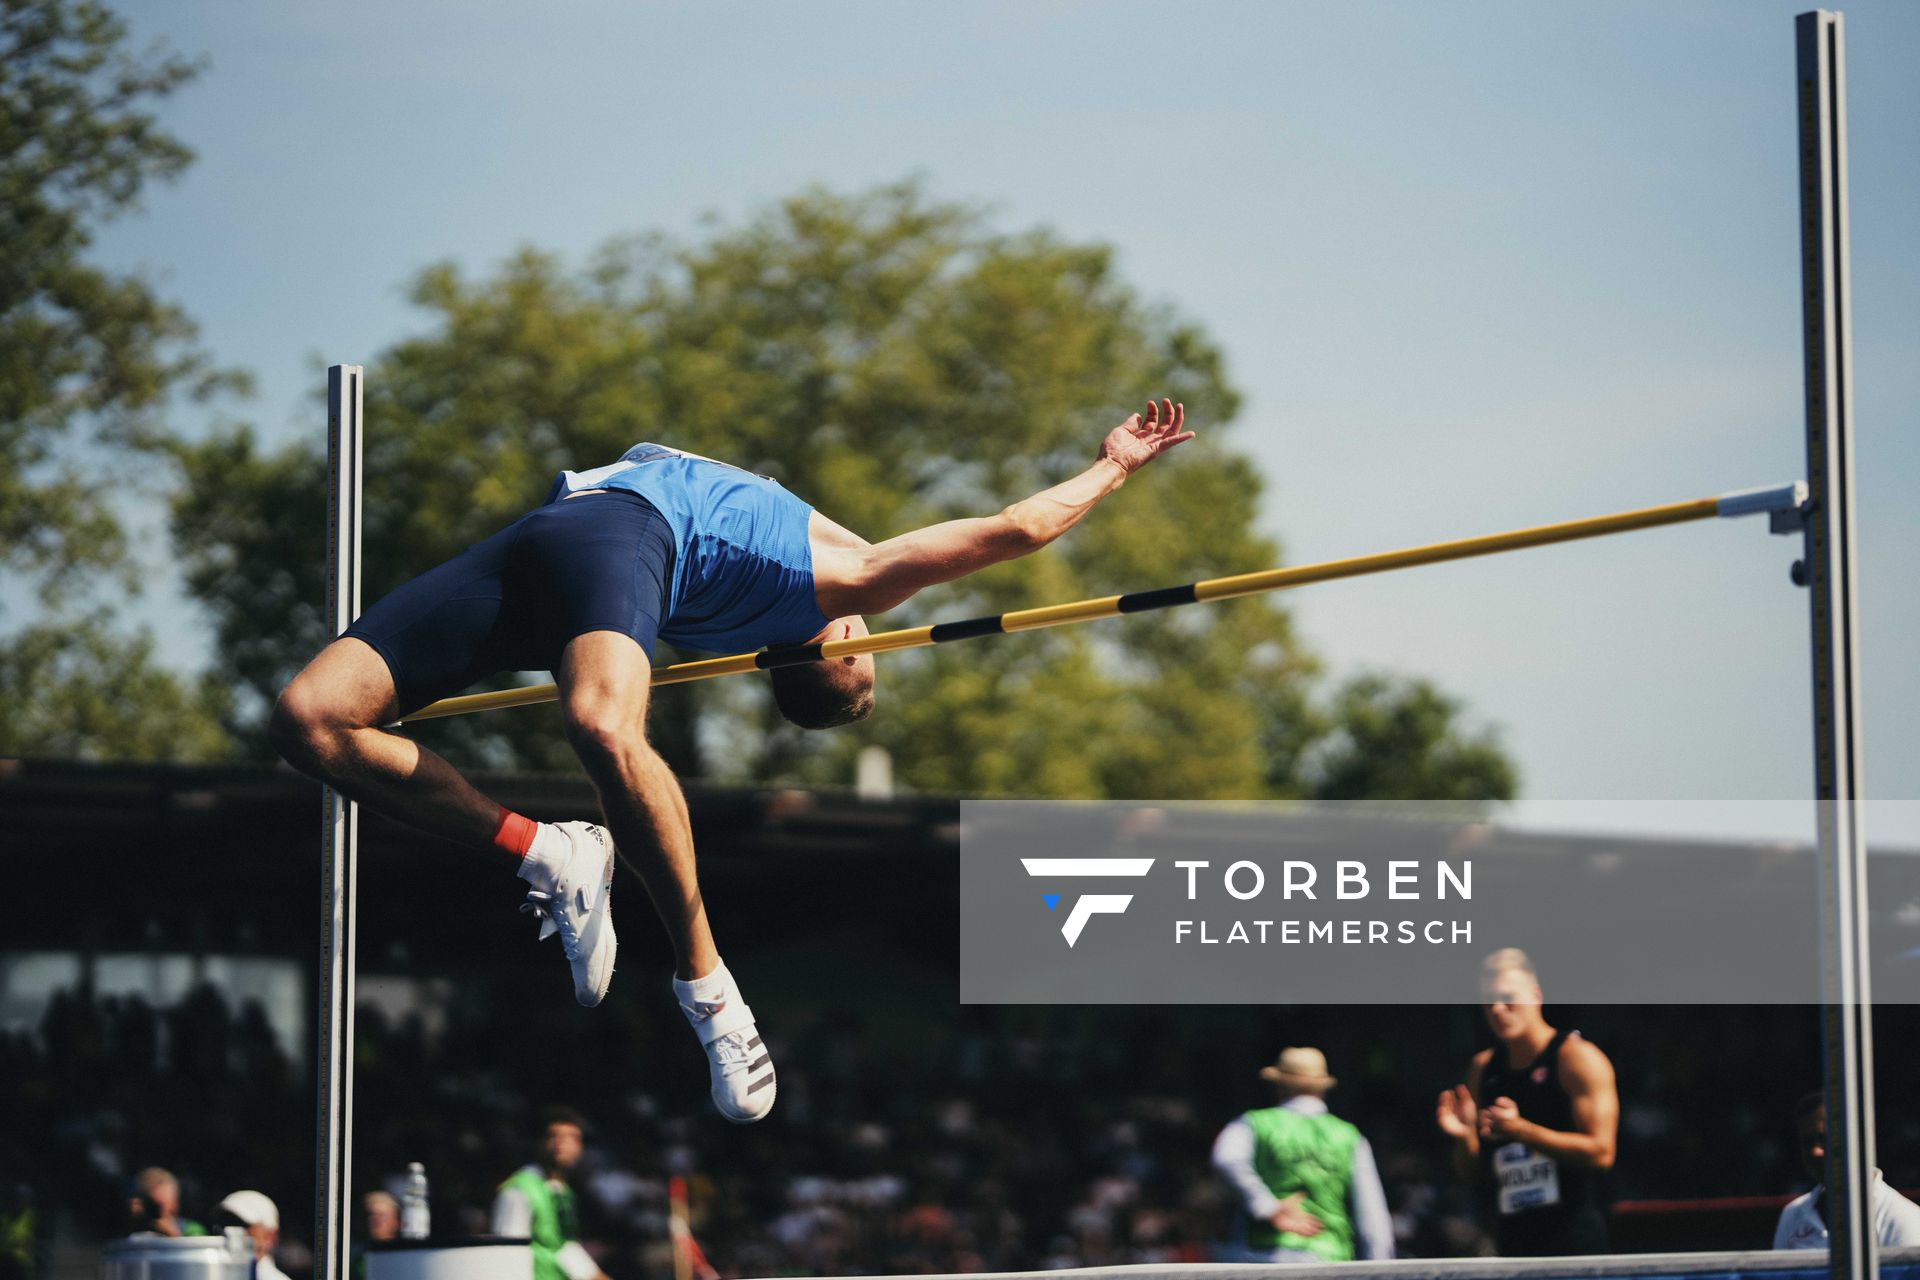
top-left (100, 1231), bottom-right (253, 1280)
top-left (365, 1238), bottom-right (533, 1280)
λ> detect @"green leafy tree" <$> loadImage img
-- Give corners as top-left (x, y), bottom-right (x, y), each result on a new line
top-left (173, 182), bottom-right (1512, 801)
top-left (0, 0), bottom-right (233, 758)
top-left (0, 610), bottom-right (230, 760)
top-left (1303, 674), bottom-right (1516, 802)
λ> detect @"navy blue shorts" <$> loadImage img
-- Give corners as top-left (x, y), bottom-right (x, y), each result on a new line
top-left (343, 490), bottom-right (675, 717)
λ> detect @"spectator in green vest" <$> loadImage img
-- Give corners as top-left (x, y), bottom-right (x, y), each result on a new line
top-left (1211, 1047), bottom-right (1395, 1262)
top-left (491, 1107), bottom-right (609, 1280)
top-left (128, 1168), bottom-right (206, 1238)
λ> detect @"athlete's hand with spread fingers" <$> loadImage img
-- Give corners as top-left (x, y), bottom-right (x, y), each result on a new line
top-left (1479, 1095), bottom-right (1524, 1140)
top-left (1100, 398), bottom-right (1194, 475)
top-left (1269, 1191), bottom-right (1324, 1238)
top-left (1436, 1084), bottom-right (1479, 1141)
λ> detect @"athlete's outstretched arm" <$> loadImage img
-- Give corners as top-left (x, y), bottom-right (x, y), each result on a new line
top-left (830, 400), bottom-right (1193, 615)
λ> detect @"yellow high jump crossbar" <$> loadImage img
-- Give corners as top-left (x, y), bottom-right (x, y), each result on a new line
top-left (398, 481), bottom-right (1807, 725)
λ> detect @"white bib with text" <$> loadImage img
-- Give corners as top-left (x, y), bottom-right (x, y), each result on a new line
top-left (1494, 1142), bottom-right (1561, 1215)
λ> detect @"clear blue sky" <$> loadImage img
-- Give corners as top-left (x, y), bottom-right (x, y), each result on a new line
top-left (68, 1), bottom-right (1920, 844)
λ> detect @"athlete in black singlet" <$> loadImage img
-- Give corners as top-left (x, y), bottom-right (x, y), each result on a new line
top-left (1436, 948), bottom-right (1619, 1256)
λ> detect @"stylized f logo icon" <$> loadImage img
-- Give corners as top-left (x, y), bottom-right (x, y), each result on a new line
top-left (1021, 858), bottom-right (1155, 946)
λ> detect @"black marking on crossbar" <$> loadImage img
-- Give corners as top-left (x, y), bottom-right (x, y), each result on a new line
top-left (930, 614), bottom-right (1006, 644)
top-left (756, 643), bottom-right (826, 669)
top-left (1117, 583), bottom-right (1199, 613)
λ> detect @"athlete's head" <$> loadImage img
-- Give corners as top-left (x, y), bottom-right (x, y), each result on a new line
top-left (772, 616), bottom-right (875, 729)
top-left (541, 1105), bottom-right (587, 1174)
top-left (1795, 1091), bottom-right (1828, 1183)
top-left (1480, 947), bottom-right (1545, 1041)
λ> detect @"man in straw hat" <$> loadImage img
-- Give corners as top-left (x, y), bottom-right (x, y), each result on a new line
top-left (270, 405), bottom-right (1191, 1125)
top-left (1211, 1046), bottom-right (1394, 1262)
top-left (1435, 948), bottom-right (1617, 1256)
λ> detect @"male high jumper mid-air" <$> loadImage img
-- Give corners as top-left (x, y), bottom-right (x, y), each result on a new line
top-left (271, 400), bottom-right (1193, 1121)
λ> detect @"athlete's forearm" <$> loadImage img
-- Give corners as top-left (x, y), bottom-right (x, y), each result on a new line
top-left (1449, 1134), bottom-right (1480, 1182)
top-left (1001, 458), bottom-right (1129, 548)
top-left (850, 460), bottom-right (1127, 613)
top-left (1501, 1119), bottom-right (1613, 1168)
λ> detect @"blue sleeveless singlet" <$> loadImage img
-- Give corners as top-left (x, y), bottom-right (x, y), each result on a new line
top-left (546, 443), bottom-right (832, 655)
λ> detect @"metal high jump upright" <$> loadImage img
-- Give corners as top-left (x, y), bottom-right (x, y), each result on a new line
top-left (1796, 13), bottom-right (1873, 1280)
top-left (317, 365), bottom-right (364, 1280)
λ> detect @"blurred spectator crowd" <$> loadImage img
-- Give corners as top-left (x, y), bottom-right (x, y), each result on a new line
top-left (6, 982), bottom-right (1920, 1280)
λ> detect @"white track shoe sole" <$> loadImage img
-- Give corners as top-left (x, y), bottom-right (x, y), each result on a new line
top-left (677, 971), bottom-right (776, 1123)
top-left (520, 820), bottom-right (617, 1007)
top-left (704, 1026), bottom-right (776, 1124)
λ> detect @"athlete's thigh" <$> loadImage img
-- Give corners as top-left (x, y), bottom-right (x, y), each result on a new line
top-left (340, 522), bottom-right (529, 717)
top-left (509, 492), bottom-right (673, 675)
top-left (283, 635), bottom-right (401, 729)
top-left (554, 630), bottom-right (653, 741)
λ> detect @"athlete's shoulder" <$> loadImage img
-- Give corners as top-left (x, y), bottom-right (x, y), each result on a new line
top-left (1556, 1031), bottom-right (1615, 1078)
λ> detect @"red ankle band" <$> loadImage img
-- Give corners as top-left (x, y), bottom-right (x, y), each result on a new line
top-left (492, 808), bottom-right (538, 859)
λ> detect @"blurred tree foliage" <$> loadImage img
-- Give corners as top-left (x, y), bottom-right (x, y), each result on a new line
top-left (0, 0), bottom-right (233, 760)
top-left (1303, 674), bottom-right (1515, 802)
top-left (0, 609), bottom-right (230, 760)
top-left (171, 181), bottom-right (1513, 801)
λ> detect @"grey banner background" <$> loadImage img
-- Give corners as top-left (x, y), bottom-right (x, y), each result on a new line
top-left (959, 801), bottom-right (1920, 1005)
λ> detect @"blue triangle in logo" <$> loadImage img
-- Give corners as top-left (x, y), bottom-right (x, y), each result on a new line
top-left (1042, 893), bottom-right (1061, 912)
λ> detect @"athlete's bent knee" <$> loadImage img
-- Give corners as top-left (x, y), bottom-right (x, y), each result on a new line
top-left (270, 678), bottom-right (353, 772)
top-left (563, 702), bottom-right (652, 778)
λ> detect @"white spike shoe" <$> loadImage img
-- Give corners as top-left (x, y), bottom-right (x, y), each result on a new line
top-left (676, 966), bottom-right (776, 1123)
top-left (519, 820), bottom-right (617, 1007)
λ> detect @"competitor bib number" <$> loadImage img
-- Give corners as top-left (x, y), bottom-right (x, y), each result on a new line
top-left (1494, 1142), bottom-right (1561, 1214)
